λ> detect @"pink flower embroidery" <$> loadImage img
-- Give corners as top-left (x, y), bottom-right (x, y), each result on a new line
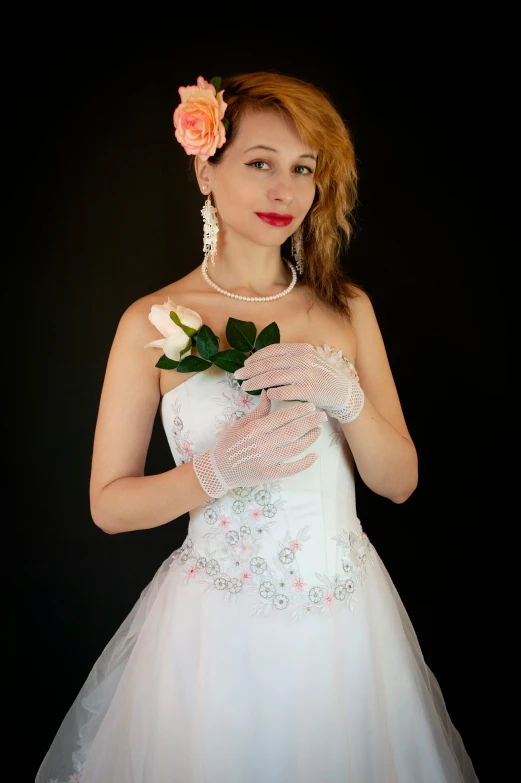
top-left (69, 775), bottom-right (82, 783)
top-left (249, 507), bottom-right (263, 520)
top-left (240, 569), bottom-right (253, 582)
top-left (219, 515), bottom-right (231, 530)
top-left (238, 392), bottom-right (255, 409)
top-left (289, 539), bottom-right (303, 552)
top-left (181, 441), bottom-right (193, 456)
top-left (323, 592), bottom-right (335, 606)
top-left (186, 565), bottom-right (199, 579)
top-left (292, 577), bottom-right (306, 591)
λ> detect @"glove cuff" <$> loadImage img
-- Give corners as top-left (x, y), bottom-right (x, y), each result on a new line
top-left (326, 385), bottom-right (365, 424)
top-left (192, 450), bottom-right (228, 499)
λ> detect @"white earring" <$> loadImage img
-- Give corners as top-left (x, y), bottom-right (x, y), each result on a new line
top-left (291, 225), bottom-right (305, 275)
top-left (201, 194), bottom-right (219, 266)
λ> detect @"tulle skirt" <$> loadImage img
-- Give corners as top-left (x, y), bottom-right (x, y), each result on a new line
top-left (36, 543), bottom-right (479, 782)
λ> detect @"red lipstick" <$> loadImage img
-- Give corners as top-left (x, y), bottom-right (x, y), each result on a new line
top-left (255, 212), bottom-right (294, 227)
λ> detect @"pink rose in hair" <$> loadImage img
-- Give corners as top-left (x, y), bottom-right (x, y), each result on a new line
top-left (173, 76), bottom-right (227, 161)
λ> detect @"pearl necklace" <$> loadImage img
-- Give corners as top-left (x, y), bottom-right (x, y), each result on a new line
top-left (201, 257), bottom-right (297, 302)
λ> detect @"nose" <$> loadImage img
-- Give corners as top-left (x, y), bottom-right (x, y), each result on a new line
top-left (268, 172), bottom-right (294, 205)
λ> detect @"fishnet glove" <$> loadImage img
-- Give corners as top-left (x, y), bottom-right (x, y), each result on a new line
top-left (192, 389), bottom-right (327, 498)
top-left (234, 343), bottom-right (364, 424)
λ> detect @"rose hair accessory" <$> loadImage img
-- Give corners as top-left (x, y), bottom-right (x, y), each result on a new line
top-left (173, 75), bottom-right (229, 160)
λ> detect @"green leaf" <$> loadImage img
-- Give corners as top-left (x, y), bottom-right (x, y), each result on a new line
top-left (210, 76), bottom-right (222, 92)
top-left (196, 324), bottom-right (220, 360)
top-left (245, 387), bottom-right (263, 396)
top-left (176, 355), bottom-right (213, 373)
top-left (155, 354), bottom-right (178, 370)
top-left (170, 311), bottom-right (197, 338)
top-left (226, 318), bottom-right (257, 352)
top-left (222, 117), bottom-right (230, 132)
top-left (212, 348), bottom-right (247, 373)
top-left (254, 322), bottom-right (281, 351)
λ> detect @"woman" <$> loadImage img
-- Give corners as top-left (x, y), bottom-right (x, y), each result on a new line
top-left (36, 72), bottom-right (479, 782)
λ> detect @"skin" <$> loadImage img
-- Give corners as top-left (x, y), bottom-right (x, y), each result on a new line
top-left (195, 109), bottom-right (317, 295)
top-left (89, 109), bottom-right (418, 534)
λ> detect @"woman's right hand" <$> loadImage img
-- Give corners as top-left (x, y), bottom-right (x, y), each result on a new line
top-left (192, 389), bottom-right (326, 498)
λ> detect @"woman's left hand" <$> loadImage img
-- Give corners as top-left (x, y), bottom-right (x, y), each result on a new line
top-left (234, 343), bottom-right (365, 423)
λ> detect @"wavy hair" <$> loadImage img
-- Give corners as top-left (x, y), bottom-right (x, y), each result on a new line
top-left (199, 72), bottom-right (363, 321)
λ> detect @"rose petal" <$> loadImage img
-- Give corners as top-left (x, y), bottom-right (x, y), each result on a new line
top-left (144, 337), bottom-right (166, 350)
top-left (163, 332), bottom-right (192, 361)
top-left (173, 78), bottom-right (226, 159)
top-left (148, 304), bottom-right (178, 337)
top-left (173, 304), bottom-right (203, 331)
top-left (197, 75), bottom-right (215, 95)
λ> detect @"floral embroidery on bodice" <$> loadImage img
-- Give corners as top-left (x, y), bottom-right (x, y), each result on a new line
top-left (165, 396), bottom-right (194, 464)
top-left (161, 343), bottom-right (372, 621)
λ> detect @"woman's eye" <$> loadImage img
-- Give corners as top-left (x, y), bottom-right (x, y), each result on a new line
top-left (247, 160), bottom-right (270, 170)
top-left (246, 161), bottom-right (314, 175)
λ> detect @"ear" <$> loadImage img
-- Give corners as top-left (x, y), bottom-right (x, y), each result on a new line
top-left (195, 155), bottom-right (213, 195)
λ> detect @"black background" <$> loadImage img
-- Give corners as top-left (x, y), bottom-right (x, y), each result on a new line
top-left (14, 9), bottom-right (517, 781)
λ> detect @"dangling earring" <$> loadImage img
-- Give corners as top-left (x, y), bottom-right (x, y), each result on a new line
top-left (291, 225), bottom-right (305, 275)
top-left (201, 191), bottom-right (219, 266)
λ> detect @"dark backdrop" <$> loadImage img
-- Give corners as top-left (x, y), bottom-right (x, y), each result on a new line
top-left (15, 11), bottom-right (516, 781)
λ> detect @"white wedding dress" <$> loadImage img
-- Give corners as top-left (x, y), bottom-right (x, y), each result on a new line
top-left (36, 345), bottom-right (479, 782)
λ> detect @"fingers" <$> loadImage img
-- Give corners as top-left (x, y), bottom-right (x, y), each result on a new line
top-left (267, 410), bottom-right (327, 447)
top-left (240, 369), bottom-right (298, 392)
top-left (244, 388), bottom-right (271, 420)
top-left (250, 400), bottom-right (317, 432)
top-left (240, 343), bottom-right (314, 368)
top-left (274, 426), bottom-right (321, 461)
top-left (266, 385), bottom-right (303, 402)
top-left (236, 355), bottom-right (304, 380)
top-left (273, 451), bottom-right (319, 478)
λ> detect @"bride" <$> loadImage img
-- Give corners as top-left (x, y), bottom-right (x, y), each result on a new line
top-left (36, 71), bottom-right (479, 783)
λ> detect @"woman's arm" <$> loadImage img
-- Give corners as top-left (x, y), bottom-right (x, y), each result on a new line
top-left (342, 289), bottom-right (418, 504)
top-left (89, 298), bottom-right (210, 534)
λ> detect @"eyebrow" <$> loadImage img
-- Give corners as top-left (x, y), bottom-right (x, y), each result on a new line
top-left (243, 144), bottom-right (318, 161)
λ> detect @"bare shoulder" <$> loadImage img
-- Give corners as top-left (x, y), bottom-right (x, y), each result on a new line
top-left (118, 271), bottom-right (198, 341)
top-left (345, 285), bottom-right (385, 364)
top-left (346, 284), bottom-right (374, 322)
top-left (345, 285), bottom-right (380, 345)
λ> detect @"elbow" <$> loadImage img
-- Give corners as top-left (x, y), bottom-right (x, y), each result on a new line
top-left (96, 522), bottom-right (120, 535)
top-left (392, 469), bottom-right (419, 505)
top-left (90, 503), bottom-right (121, 535)
top-left (392, 485), bottom-right (417, 504)
top-left (92, 515), bottom-right (120, 535)
top-left (90, 484), bottom-right (123, 534)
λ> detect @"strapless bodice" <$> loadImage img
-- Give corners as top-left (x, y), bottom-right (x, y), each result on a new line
top-left (160, 344), bottom-right (370, 620)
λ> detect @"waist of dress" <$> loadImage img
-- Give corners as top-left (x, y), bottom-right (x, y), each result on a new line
top-left (170, 480), bottom-right (369, 621)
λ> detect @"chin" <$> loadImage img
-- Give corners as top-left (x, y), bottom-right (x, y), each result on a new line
top-left (251, 228), bottom-right (293, 248)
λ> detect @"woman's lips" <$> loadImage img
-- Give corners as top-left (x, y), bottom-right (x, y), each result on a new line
top-left (255, 212), bottom-right (294, 227)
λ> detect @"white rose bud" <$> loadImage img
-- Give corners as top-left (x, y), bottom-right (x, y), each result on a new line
top-left (144, 298), bottom-right (203, 362)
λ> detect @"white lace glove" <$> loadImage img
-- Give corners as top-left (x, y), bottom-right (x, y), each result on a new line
top-left (234, 343), bottom-right (364, 424)
top-left (192, 390), bottom-right (327, 498)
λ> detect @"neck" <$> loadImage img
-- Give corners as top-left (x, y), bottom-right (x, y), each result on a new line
top-left (208, 237), bottom-right (291, 298)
